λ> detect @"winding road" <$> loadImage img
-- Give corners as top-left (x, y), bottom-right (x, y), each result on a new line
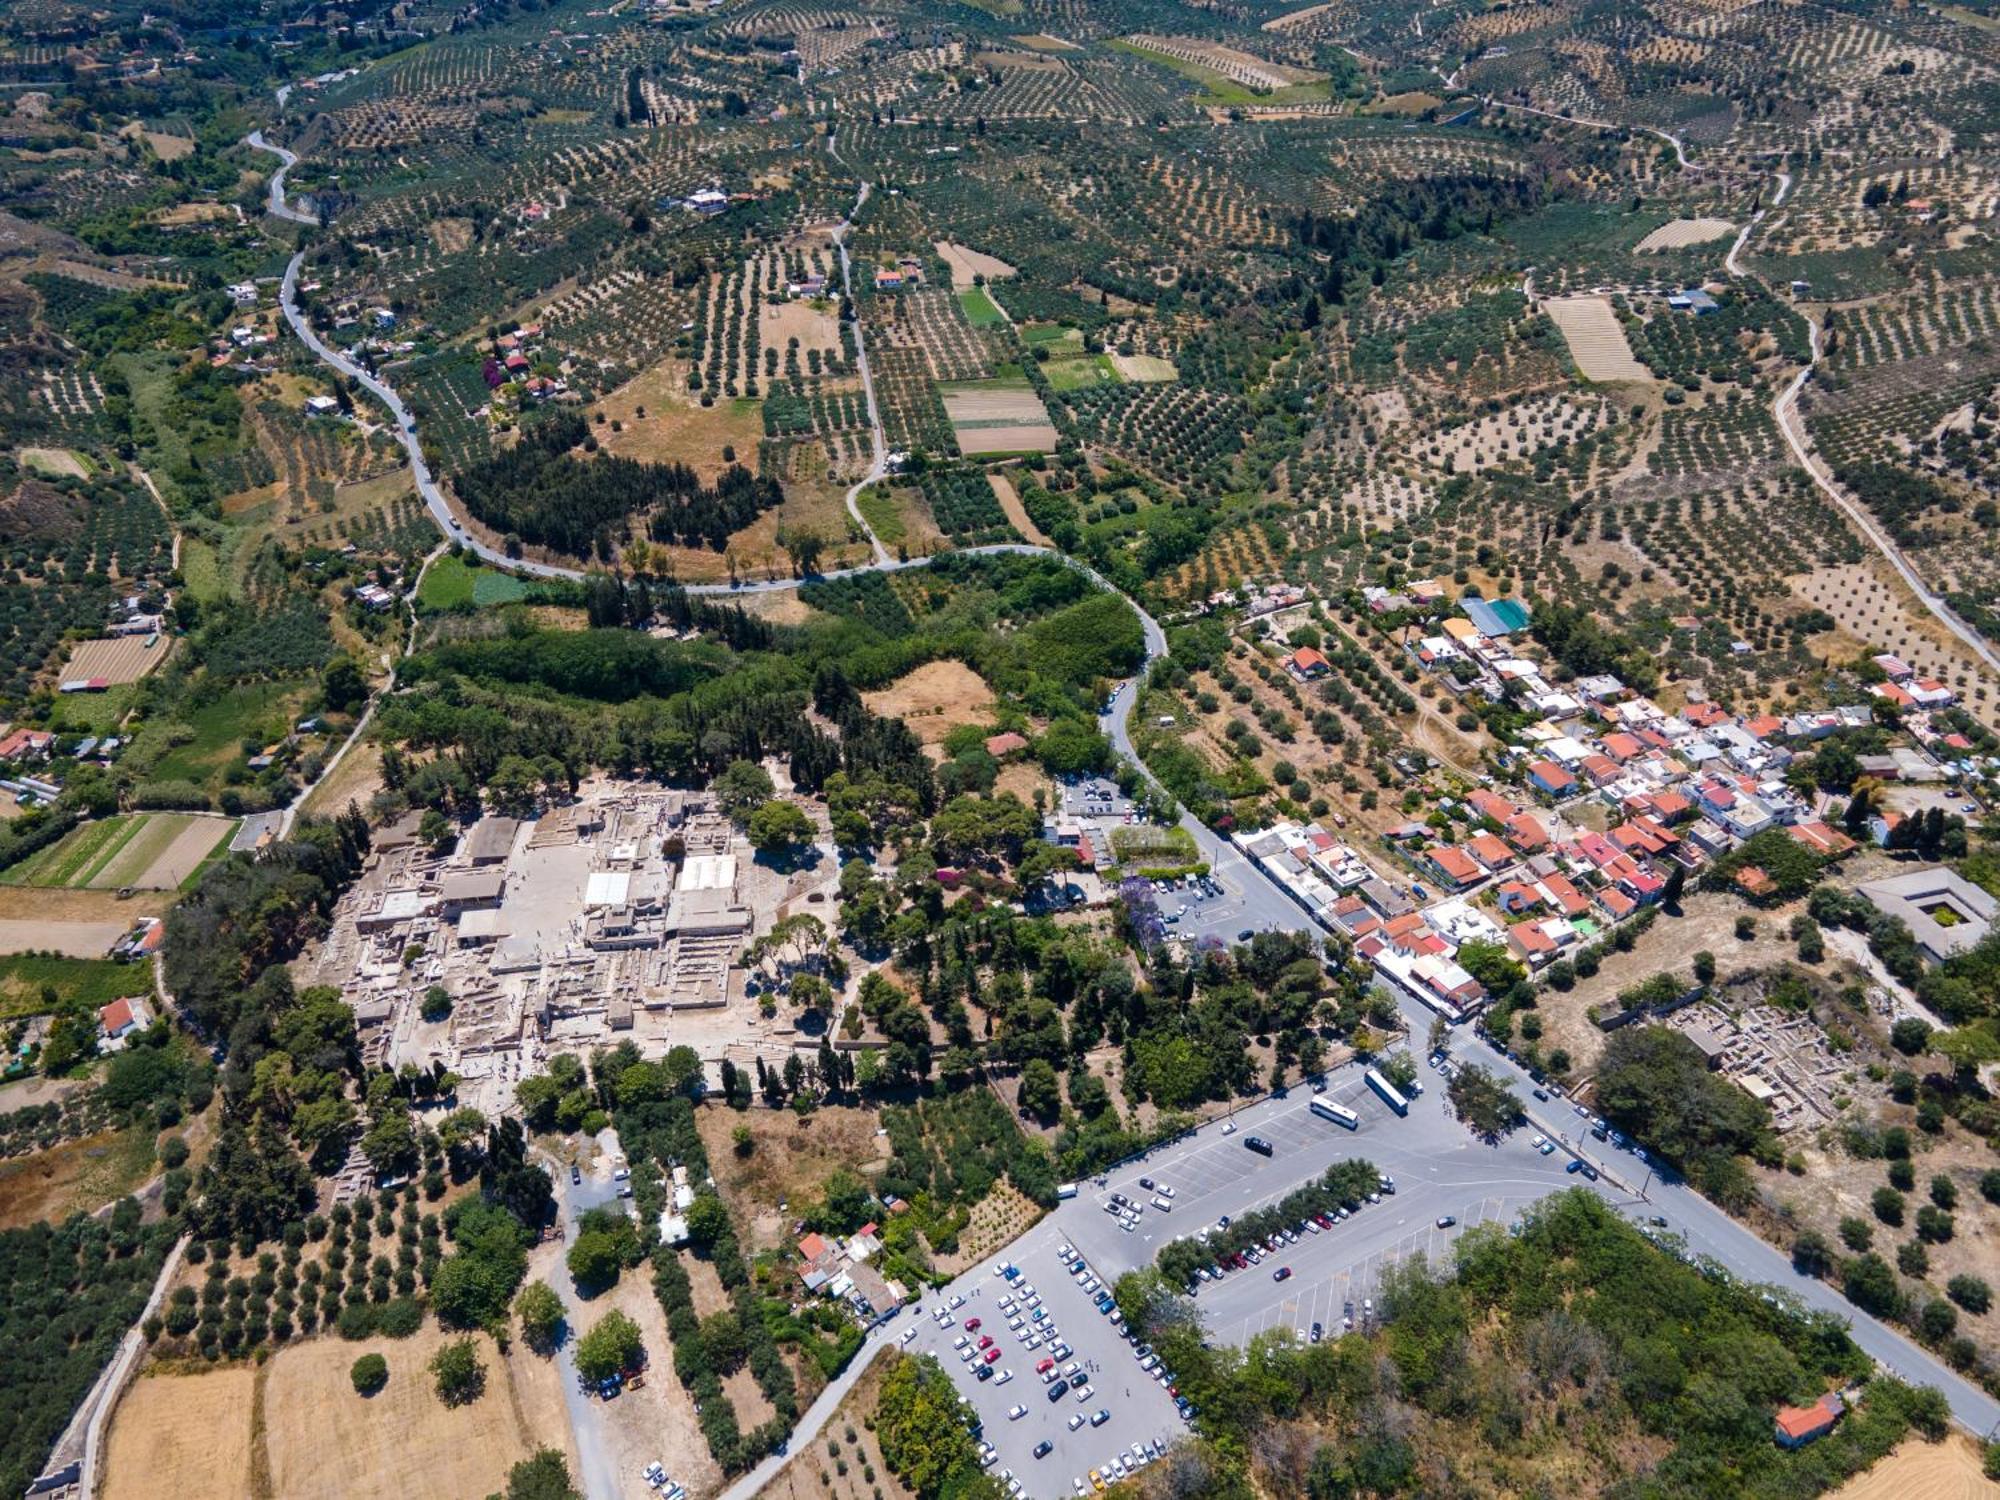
top-left (240, 110), bottom-right (2000, 1486)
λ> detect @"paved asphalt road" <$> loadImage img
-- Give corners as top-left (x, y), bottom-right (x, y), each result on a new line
top-left (546, 1157), bottom-right (627, 1500)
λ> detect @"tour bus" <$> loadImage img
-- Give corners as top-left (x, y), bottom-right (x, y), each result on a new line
top-left (1364, 1068), bottom-right (1410, 1117)
top-left (1308, 1096), bottom-right (1360, 1130)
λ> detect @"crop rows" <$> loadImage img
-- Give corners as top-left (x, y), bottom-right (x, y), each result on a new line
top-left (1066, 382), bottom-right (1245, 489)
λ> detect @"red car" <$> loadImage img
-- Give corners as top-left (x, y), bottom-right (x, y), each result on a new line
top-left (983, 1347), bottom-right (1002, 1364)
top-left (978, 1334), bottom-right (994, 1350)
top-left (1036, 1357), bottom-right (1056, 1374)
top-left (964, 1317), bottom-right (981, 1332)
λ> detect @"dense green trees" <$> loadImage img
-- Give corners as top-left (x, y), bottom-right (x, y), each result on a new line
top-left (514, 1281), bottom-right (565, 1352)
top-left (1595, 1025), bottom-right (1774, 1204)
top-left (874, 1354), bottom-right (1001, 1500)
top-left (485, 1450), bottom-right (582, 1500)
top-left (451, 411), bottom-right (783, 558)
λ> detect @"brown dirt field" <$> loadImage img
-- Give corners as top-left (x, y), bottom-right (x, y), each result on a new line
top-left (763, 297), bottom-right (843, 356)
top-left (987, 473), bottom-right (1050, 547)
top-left (1826, 1434), bottom-right (1997, 1498)
top-left (734, 589), bottom-right (820, 627)
top-left (140, 130), bottom-right (194, 162)
top-left (102, 1365), bottom-right (258, 1500)
top-left (1010, 32), bottom-right (1079, 50)
top-left (941, 387), bottom-right (1047, 424)
top-left (0, 885), bottom-right (169, 923)
top-left (90, 814), bottom-right (235, 891)
top-left (596, 365), bottom-right (765, 486)
top-left (861, 660), bottom-right (996, 745)
top-left (0, 917), bottom-right (127, 956)
top-left (994, 759), bottom-right (1051, 809)
top-left (1787, 562), bottom-right (2000, 729)
top-left (301, 739), bottom-right (386, 820)
top-left (261, 1325), bottom-right (569, 1500)
top-left (58, 634), bottom-right (172, 687)
top-left (0, 1123), bottom-right (155, 1230)
top-left (956, 423), bottom-right (1058, 456)
top-left (1546, 297), bottom-right (1653, 384)
top-left (723, 1363), bottom-right (776, 1428)
top-left (594, 1264), bottom-right (723, 1499)
top-left (695, 1103), bottom-right (890, 1251)
top-left (756, 1354), bottom-right (897, 1500)
top-left (1635, 217), bottom-right (1737, 252)
top-left (933, 241), bottom-right (1019, 287)
top-left (1534, 891), bottom-right (1814, 1078)
top-left (684, 1252), bottom-right (735, 1319)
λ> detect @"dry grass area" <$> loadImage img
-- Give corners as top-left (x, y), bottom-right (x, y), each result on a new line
top-left (933, 240), bottom-right (1018, 288)
top-left (17, 445), bottom-right (87, 478)
top-left (764, 296), bottom-right (843, 358)
top-left (0, 885), bottom-right (169, 923)
top-left (860, 660), bottom-right (996, 745)
top-left (1635, 217), bottom-right (1737, 252)
top-left (695, 1102), bottom-right (890, 1251)
top-left (0, 1123), bottom-right (156, 1230)
top-left (755, 1354), bottom-right (897, 1500)
top-left (258, 1324), bottom-right (571, 1500)
top-left (1532, 891), bottom-right (1813, 1078)
top-left (301, 738), bottom-right (386, 819)
top-left (597, 365), bottom-right (765, 485)
top-left (0, 917), bottom-right (127, 956)
top-left (1109, 352), bottom-right (1176, 382)
top-left (1010, 32), bottom-right (1079, 50)
top-left (102, 1365), bottom-right (258, 1500)
top-left (58, 634), bottom-right (171, 687)
top-left (1545, 296), bottom-right (1654, 383)
top-left (589, 1252), bottom-right (723, 1499)
top-left (1826, 1435), bottom-right (1997, 1499)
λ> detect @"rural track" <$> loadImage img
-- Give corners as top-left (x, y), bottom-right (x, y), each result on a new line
top-left (1722, 168), bottom-right (2000, 677)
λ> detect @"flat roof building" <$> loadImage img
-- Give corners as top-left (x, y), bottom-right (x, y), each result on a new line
top-left (1857, 867), bottom-right (1995, 964)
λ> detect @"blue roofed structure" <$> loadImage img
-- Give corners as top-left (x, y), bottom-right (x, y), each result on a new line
top-left (1461, 596), bottom-right (1531, 637)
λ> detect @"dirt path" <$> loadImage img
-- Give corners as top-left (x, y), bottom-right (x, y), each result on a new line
top-left (988, 473), bottom-right (1050, 547)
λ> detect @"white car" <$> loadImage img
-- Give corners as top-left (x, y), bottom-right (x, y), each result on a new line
top-left (1008, 1404), bottom-right (1029, 1421)
top-left (1158, 1185), bottom-right (1175, 1198)
top-left (1067, 1413), bottom-right (1087, 1431)
top-left (1074, 1382), bottom-right (1094, 1403)
top-left (949, 1294), bottom-right (966, 1309)
top-left (953, 1335), bottom-right (970, 1351)
top-left (899, 1327), bottom-right (916, 1345)
top-left (996, 1369), bottom-right (1014, 1386)
top-left (1221, 1120), bottom-right (1238, 1135)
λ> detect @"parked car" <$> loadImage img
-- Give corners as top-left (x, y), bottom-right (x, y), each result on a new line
top-left (1273, 1266), bottom-right (1292, 1282)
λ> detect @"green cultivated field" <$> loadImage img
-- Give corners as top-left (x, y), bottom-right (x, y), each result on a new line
top-left (2, 813), bottom-right (236, 891)
top-left (958, 287), bottom-right (1005, 327)
top-left (0, 955), bottom-right (148, 1019)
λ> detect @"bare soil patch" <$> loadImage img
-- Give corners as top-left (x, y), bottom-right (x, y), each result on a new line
top-left (102, 1365), bottom-right (257, 1500)
top-left (987, 473), bottom-right (1050, 547)
top-left (0, 885), bottom-right (169, 923)
top-left (933, 241), bottom-right (1019, 288)
top-left (89, 814), bottom-right (235, 891)
top-left (764, 296), bottom-right (843, 357)
top-left (1635, 217), bottom-right (1737, 252)
top-left (0, 1123), bottom-right (155, 1230)
top-left (1545, 296), bottom-right (1654, 384)
top-left (58, 634), bottom-right (172, 687)
top-left (0, 917), bottom-right (126, 956)
top-left (861, 660), bottom-right (996, 745)
top-left (592, 1258), bottom-right (721, 1498)
top-left (941, 385), bottom-right (1057, 454)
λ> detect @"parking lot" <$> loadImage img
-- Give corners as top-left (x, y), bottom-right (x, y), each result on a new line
top-left (1055, 1061), bottom-right (1624, 1352)
top-left (892, 1054), bottom-right (1624, 1496)
top-left (896, 1235), bottom-right (1186, 1497)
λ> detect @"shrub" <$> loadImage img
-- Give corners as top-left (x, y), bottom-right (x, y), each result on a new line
top-left (430, 1337), bottom-right (485, 1406)
top-left (351, 1353), bottom-right (389, 1395)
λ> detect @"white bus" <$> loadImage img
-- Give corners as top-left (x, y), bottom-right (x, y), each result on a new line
top-left (1308, 1097), bottom-right (1360, 1130)
top-left (1365, 1068), bottom-right (1410, 1117)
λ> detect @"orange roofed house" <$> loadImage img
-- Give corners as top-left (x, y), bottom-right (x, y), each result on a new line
top-left (1773, 1393), bottom-right (1843, 1448)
